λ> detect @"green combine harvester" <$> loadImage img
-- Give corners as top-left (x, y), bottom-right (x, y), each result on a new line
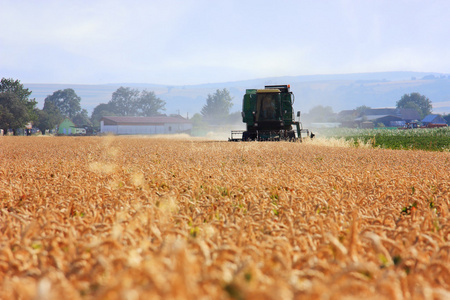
top-left (229, 84), bottom-right (312, 141)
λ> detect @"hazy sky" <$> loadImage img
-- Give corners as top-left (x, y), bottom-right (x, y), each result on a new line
top-left (1, 0), bottom-right (449, 85)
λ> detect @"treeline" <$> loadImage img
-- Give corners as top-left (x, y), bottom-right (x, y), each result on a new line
top-left (3, 76), bottom-right (449, 135)
top-left (0, 77), bottom-right (239, 135)
top-left (0, 78), bottom-right (168, 135)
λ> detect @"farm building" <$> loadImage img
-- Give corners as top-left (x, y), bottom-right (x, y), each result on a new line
top-left (421, 114), bottom-right (447, 126)
top-left (58, 118), bottom-right (86, 135)
top-left (339, 108), bottom-right (421, 128)
top-left (354, 115), bottom-right (404, 127)
top-left (363, 108), bottom-right (420, 122)
top-left (100, 116), bottom-right (192, 135)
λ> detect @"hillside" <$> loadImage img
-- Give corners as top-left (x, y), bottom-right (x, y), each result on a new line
top-left (24, 71), bottom-right (450, 117)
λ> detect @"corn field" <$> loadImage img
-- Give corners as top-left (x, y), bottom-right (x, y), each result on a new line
top-left (1, 136), bottom-right (449, 299)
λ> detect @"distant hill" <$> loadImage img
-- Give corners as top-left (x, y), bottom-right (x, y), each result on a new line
top-left (24, 71), bottom-right (450, 117)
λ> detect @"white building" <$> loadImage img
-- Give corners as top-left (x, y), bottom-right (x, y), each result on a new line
top-left (100, 116), bottom-right (192, 135)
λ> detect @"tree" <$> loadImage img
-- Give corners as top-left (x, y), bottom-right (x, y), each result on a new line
top-left (109, 87), bottom-right (140, 116)
top-left (355, 105), bottom-right (371, 117)
top-left (34, 101), bottom-right (63, 134)
top-left (137, 90), bottom-right (166, 116)
top-left (108, 87), bottom-right (165, 117)
top-left (190, 113), bottom-right (209, 136)
top-left (307, 105), bottom-right (334, 122)
top-left (0, 93), bottom-right (28, 134)
top-left (0, 78), bottom-right (37, 134)
top-left (91, 87), bottom-right (166, 130)
top-left (72, 109), bottom-right (92, 127)
top-left (200, 89), bottom-right (233, 123)
top-left (0, 78), bottom-right (35, 105)
top-left (91, 103), bottom-right (116, 129)
top-left (34, 110), bottom-right (54, 135)
top-left (191, 113), bottom-right (208, 129)
top-left (396, 93), bottom-right (432, 119)
top-left (44, 88), bottom-right (81, 118)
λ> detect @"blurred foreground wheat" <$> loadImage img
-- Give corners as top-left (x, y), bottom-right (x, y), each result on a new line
top-left (0, 136), bottom-right (449, 299)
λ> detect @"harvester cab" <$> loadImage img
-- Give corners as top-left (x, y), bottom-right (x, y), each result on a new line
top-left (229, 84), bottom-right (311, 141)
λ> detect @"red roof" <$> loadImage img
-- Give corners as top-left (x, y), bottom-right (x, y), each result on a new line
top-left (101, 116), bottom-right (191, 125)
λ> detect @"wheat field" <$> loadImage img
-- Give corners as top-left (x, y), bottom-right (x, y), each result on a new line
top-left (0, 136), bottom-right (449, 300)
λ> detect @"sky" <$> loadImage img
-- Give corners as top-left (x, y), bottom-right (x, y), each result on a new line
top-left (1, 0), bottom-right (450, 86)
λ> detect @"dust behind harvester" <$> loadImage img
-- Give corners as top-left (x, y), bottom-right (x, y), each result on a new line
top-left (229, 84), bottom-right (311, 141)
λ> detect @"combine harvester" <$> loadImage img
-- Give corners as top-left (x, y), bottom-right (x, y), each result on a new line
top-left (229, 85), bottom-right (312, 141)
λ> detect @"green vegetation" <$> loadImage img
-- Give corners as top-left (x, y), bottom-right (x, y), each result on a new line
top-left (396, 92), bottom-right (432, 119)
top-left (0, 78), bottom-right (37, 135)
top-left (91, 87), bottom-right (166, 128)
top-left (316, 127), bottom-right (450, 151)
top-left (39, 88), bottom-right (90, 134)
top-left (200, 88), bottom-right (233, 124)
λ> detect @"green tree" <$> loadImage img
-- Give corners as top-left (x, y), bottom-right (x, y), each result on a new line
top-left (91, 88), bottom-right (166, 130)
top-left (190, 113), bottom-right (209, 136)
top-left (0, 78), bottom-right (35, 105)
top-left (103, 87), bottom-right (166, 117)
top-left (137, 90), bottom-right (166, 116)
top-left (307, 105), bottom-right (334, 122)
top-left (72, 109), bottom-right (92, 127)
top-left (109, 87), bottom-right (140, 116)
top-left (0, 78), bottom-right (37, 134)
top-left (396, 93), bottom-right (432, 119)
top-left (91, 103), bottom-right (116, 129)
top-left (35, 101), bottom-right (63, 134)
top-left (44, 88), bottom-right (81, 118)
top-left (191, 113), bottom-right (207, 128)
top-left (0, 93), bottom-right (28, 134)
top-left (200, 89), bottom-right (233, 123)
top-left (355, 105), bottom-right (371, 117)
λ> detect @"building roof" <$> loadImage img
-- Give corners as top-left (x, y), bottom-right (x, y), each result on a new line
top-left (364, 108), bottom-right (397, 115)
top-left (355, 115), bottom-right (403, 122)
top-left (421, 114), bottom-right (446, 124)
top-left (362, 108), bottom-right (420, 120)
top-left (101, 116), bottom-right (191, 125)
top-left (59, 118), bottom-right (76, 127)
